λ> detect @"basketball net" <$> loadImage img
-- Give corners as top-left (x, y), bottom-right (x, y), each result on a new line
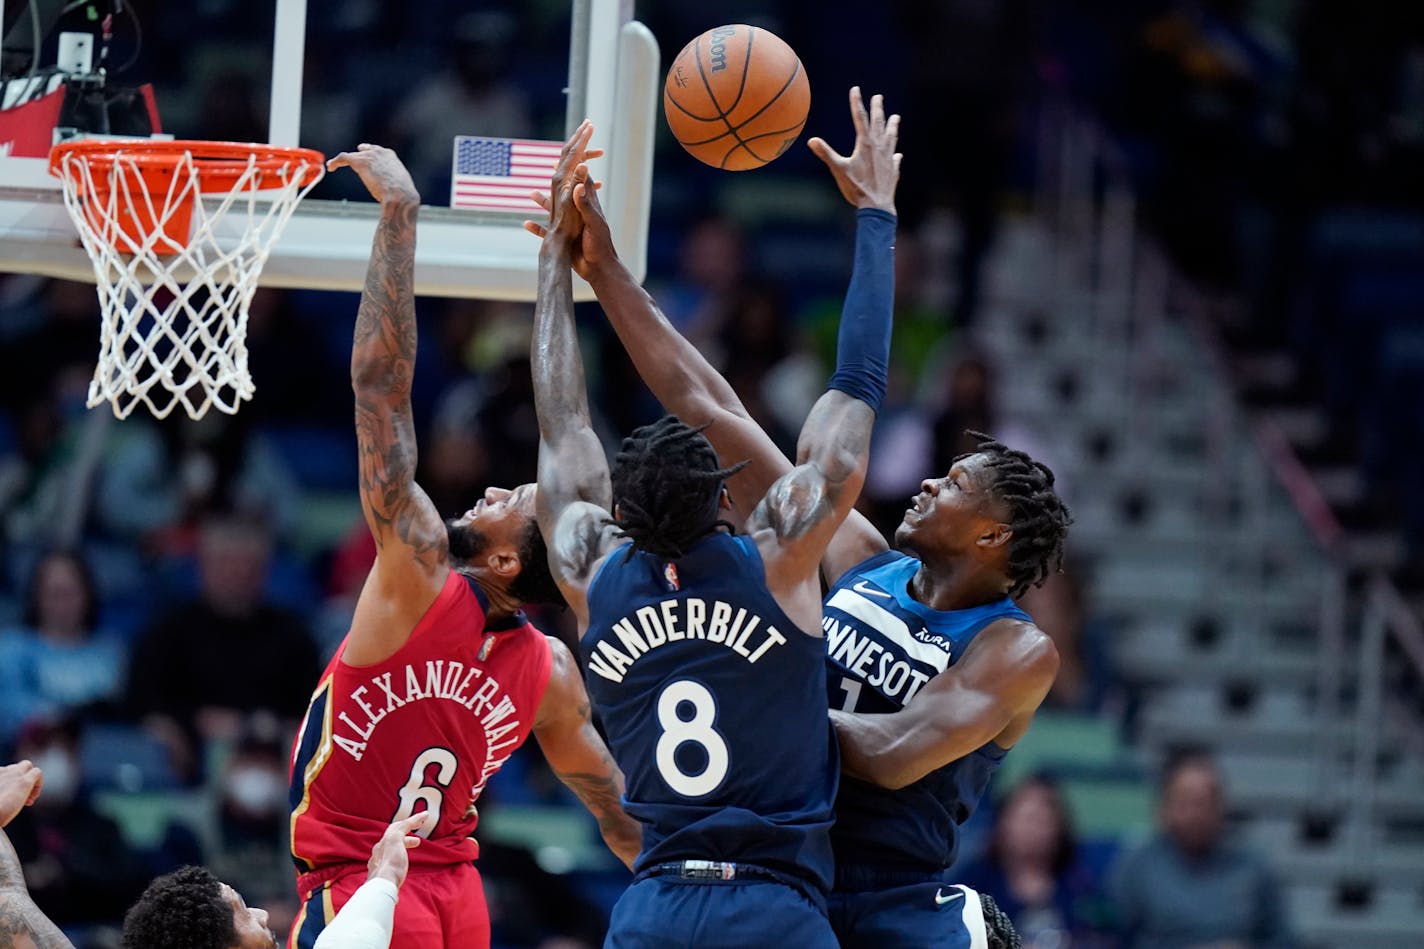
top-left (49, 141), bottom-right (324, 420)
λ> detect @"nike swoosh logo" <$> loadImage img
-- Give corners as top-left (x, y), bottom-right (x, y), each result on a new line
top-left (934, 887), bottom-right (964, 906)
top-left (852, 580), bottom-right (893, 599)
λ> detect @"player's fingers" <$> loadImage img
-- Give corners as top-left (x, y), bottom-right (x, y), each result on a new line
top-left (848, 86), bottom-right (868, 138)
top-left (806, 137), bottom-right (843, 167)
top-left (325, 154), bottom-right (352, 171)
top-left (885, 114), bottom-right (901, 150)
top-left (569, 120), bottom-right (594, 159)
top-left (893, 153), bottom-right (903, 176)
top-left (393, 813), bottom-right (429, 834)
top-left (529, 190), bottom-right (552, 213)
top-left (403, 835), bottom-right (422, 849)
top-left (24, 768), bottom-right (42, 807)
top-left (522, 221), bottom-right (546, 238)
top-left (575, 177), bottom-right (604, 214)
top-left (869, 93), bottom-right (885, 134)
top-left (584, 147), bottom-right (605, 162)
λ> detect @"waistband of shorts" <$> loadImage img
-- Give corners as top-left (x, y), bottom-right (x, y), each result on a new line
top-left (833, 863), bottom-right (948, 891)
top-left (295, 861), bottom-right (365, 898)
top-left (296, 859), bottom-right (478, 898)
top-left (638, 860), bottom-right (827, 909)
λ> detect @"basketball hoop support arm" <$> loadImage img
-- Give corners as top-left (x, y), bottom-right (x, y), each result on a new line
top-left (269, 0), bottom-right (306, 146)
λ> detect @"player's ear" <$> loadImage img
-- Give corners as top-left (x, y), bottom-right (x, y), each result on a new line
top-left (487, 544), bottom-right (522, 579)
top-left (612, 502), bottom-right (623, 523)
top-left (718, 486), bottom-right (732, 512)
top-left (977, 523), bottom-right (1012, 549)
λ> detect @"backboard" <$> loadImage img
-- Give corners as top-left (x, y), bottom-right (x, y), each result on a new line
top-left (0, 0), bottom-right (657, 301)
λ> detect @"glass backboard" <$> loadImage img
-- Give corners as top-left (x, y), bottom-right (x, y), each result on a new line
top-left (0, 0), bottom-right (657, 300)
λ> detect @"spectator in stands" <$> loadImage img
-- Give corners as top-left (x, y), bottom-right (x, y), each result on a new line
top-left (125, 516), bottom-right (319, 777)
top-left (5, 717), bottom-right (150, 930)
top-left (1112, 749), bottom-right (1294, 949)
top-left (0, 550), bottom-right (126, 745)
top-left (961, 775), bottom-right (1116, 949)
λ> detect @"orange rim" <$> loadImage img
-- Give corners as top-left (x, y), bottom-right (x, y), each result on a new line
top-left (48, 139), bottom-right (325, 193)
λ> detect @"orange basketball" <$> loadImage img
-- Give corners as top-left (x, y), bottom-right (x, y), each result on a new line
top-left (663, 24), bottom-right (810, 171)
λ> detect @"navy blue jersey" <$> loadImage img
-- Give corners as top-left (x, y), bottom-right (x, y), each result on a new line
top-left (582, 532), bottom-right (838, 893)
top-left (824, 551), bottom-right (1031, 873)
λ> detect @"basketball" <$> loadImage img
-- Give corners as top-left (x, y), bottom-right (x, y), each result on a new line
top-left (663, 24), bottom-right (811, 171)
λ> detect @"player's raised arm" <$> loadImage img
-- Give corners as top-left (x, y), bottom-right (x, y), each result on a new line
top-left (831, 618), bottom-right (1060, 789)
top-left (531, 122), bottom-right (621, 622)
top-left (744, 91), bottom-right (900, 627)
top-left (532, 638), bottom-right (641, 869)
top-left (0, 761), bottom-right (76, 949)
top-left (333, 145), bottom-right (450, 665)
top-left (529, 86), bottom-right (900, 585)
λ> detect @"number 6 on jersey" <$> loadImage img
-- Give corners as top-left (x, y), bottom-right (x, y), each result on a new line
top-left (392, 746), bottom-right (457, 837)
top-left (655, 680), bottom-right (729, 797)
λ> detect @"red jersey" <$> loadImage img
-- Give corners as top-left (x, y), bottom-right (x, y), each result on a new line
top-left (289, 570), bottom-right (551, 876)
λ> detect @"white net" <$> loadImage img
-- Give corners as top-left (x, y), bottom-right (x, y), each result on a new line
top-left (51, 143), bottom-right (324, 419)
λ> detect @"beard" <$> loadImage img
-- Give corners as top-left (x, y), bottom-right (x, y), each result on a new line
top-left (446, 519), bottom-right (490, 565)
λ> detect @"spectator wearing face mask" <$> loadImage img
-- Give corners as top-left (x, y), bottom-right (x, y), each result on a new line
top-left (3, 717), bottom-right (151, 928)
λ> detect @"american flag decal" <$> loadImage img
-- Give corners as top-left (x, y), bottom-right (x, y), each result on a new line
top-left (450, 137), bottom-right (562, 212)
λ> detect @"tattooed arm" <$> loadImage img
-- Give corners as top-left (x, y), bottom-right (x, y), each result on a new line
top-left (0, 762), bottom-right (73, 949)
top-left (330, 146), bottom-right (450, 666)
top-left (532, 637), bottom-right (640, 869)
top-left (745, 391), bottom-right (876, 638)
top-left (531, 122), bottom-right (620, 624)
top-left (0, 831), bottom-right (72, 949)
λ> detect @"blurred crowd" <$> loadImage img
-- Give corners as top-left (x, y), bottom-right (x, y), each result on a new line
top-left (5, 0), bottom-right (1416, 945)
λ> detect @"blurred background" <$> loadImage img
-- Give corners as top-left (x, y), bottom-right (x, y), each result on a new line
top-left (0, 1), bottom-right (1421, 946)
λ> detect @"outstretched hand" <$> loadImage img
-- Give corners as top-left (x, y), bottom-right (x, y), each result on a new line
top-left (0, 760), bottom-right (43, 828)
top-left (366, 812), bottom-right (430, 890)
top-left (524, 165), bottom-right (616, 281)
top-left (328, 144), bottom-right (420, 206)
top-left (524, 121), bottom-right (616, 280)
top-left (808, 86), bottom-right (901, 214)
top-left (529, 121), bottom-right (605, 249)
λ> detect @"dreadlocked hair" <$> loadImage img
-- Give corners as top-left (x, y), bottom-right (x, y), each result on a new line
top-left (609, 415), bottom-right (748, 560)
top-left (958, 430), bottom-right (1073, 597)
top-left (979, 892), bottom-right (1023, 949)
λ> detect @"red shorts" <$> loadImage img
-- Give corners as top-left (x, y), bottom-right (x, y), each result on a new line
top-left (289, 862), bottom-right (489, 949)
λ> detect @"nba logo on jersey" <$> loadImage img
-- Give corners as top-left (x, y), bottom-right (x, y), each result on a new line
top-left (663, 562), bottom-right (680, 591)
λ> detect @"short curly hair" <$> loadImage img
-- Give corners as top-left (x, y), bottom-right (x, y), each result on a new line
top-left (122, 866), bottom-right (236, 949)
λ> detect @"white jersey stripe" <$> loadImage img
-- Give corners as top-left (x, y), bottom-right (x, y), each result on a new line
top-left (958, 885), bottom-right (990, 949)
top-left (825, 588), bottom-right (952, 672)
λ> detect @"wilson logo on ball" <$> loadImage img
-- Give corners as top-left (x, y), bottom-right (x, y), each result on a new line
top-left (664, 25), bottom-right (810, 171)
top-left (707, 25), bottom-right (737, 72)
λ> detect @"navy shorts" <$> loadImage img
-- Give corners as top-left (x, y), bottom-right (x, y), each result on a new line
top-left (829, 866), bottom-right (989, 949)
top-left (605, 864), bottom-right (836, 949)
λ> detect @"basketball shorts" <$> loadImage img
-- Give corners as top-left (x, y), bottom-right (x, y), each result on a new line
top-left (829, 866), bottom-right (989, 949)
top-left (605, 862), bottom-right (836, 949)
top-left (290, 862), bottom-right (489, 949)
